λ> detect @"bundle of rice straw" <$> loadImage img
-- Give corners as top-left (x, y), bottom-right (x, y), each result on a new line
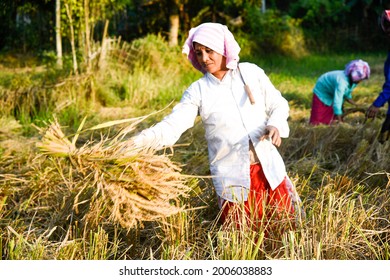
top-left (35, 115), bottom-right (191, 229)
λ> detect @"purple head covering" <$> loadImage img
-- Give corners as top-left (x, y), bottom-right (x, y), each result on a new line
top-left (182, 22), bottom-right (241, 73)
top-left (344, 59), bottom-right (370, 83)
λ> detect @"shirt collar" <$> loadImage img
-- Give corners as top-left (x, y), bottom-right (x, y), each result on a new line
top-left (206, 70), bottom-right (233, 85)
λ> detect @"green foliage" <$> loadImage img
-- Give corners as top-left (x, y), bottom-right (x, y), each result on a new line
top-left (0, 0), bottom-right (54, 52)
top-left (290, 0), bottom-right (350, 25)
top-left (0, 0), bottom-right (388, 58)
top-left (244, 8), bottom-right (308, 57)
top-left (285, 0), bottom-right (386, 52)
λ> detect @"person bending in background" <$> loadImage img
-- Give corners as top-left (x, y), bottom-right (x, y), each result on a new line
top-left (366, 10), bottom-right (390, 144)
top-left (132, 22), bottom-right (302, 232)
top-left (309, 59), bottom-right (370, 125)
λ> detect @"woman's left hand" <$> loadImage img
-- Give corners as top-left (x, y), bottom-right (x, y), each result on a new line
top-left (260, 125), bottom-right (281, 147)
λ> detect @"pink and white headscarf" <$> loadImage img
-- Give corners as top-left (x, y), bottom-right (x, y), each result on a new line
top-left (344, 59), bottom-right (370, 83)
top-left (182, 22), bottom-right (241, 73)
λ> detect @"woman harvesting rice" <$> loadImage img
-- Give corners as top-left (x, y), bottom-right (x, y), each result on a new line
top-left (309, 59), bottom-right (370, 125)
top-left (132, 22), bottom-right (301, 231)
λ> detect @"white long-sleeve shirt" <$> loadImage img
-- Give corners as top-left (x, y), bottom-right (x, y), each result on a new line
top-left (134, 62), bottom-right (290, 202)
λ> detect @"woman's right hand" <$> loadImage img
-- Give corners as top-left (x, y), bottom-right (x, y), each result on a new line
top-left (260, 125), bottom-right (281, 147)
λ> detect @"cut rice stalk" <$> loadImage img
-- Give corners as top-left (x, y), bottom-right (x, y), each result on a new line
top-left (35, 116), bottom-right (191, 229)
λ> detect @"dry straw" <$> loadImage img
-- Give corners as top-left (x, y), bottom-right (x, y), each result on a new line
top-left (35, 113), bottom-right (191, 229)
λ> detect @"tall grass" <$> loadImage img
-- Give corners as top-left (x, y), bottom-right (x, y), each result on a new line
top-left (0, 35), bottom-right (389, 260)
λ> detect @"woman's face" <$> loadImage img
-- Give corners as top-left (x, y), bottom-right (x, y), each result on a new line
top-left (193, 42), bottom-right (228, 80)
